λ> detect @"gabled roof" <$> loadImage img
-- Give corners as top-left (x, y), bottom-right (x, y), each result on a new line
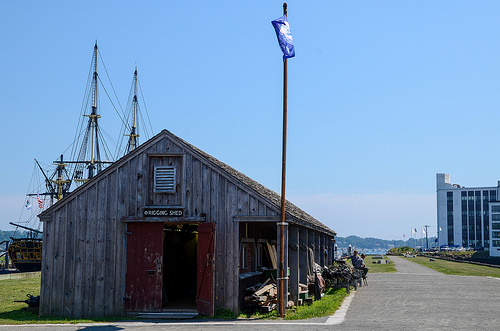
top-left (40, 129), bottom-right (336, 236)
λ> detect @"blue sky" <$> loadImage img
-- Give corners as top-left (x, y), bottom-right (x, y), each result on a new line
top-left (1, 1), bottom-right (500, 240)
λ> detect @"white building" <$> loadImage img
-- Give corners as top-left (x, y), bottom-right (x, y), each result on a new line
top-left (436, 173), bottom-right (500, 251)
top-left (488, 202), bottom-right (500, 257)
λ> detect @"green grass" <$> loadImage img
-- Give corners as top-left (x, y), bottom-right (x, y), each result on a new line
top-left (0, 277), bottom-right (127, 325)
top-left (0, 277), bottom-right (44, 324)
top-left (237, 287), bottom-right (350, 320)
top-left (405, 256), bottom-right (500, 277)
top-left (284, 288), bottom-right (348, 320)
top-left (1, 268), bottom-right (354, 324)
top-left (364, 255), bottom-right (397, 273)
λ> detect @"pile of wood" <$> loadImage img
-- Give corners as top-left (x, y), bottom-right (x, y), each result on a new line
top-left (243, 278), bottom-right (297, 313)
top-left (243, 278), bottom-right (278, 312)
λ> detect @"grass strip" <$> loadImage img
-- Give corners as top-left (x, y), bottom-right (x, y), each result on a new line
top-left (0, 277), bottom-right (126, 325)
top-left (234, 287), bottom-right (350, 320)
top-left (364, 255), bottom-right (397, 273)
top-left (405, 256), bottom-right (500, 277)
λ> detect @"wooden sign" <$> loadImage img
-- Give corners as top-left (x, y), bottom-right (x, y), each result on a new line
top-left (142, 207), bottom-right (184, 217)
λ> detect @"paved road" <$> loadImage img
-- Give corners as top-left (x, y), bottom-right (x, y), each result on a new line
top-left (340, 256), bottom-right (500, 330)
top-left (3, 256), bottom-right (500, 330)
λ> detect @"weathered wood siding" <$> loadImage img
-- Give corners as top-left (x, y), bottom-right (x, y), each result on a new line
top-left (40, 132), bottom-right (281, 317)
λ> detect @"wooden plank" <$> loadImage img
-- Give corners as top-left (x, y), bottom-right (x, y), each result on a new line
top-left (51, 204), bottom-right (66, 316)
top-left (136, 153), bottom-right (147, 211)
top-left (258, 201), bottom-right (266, 215)
top-left (73, 192), bottom-right (87, 318)
top-left (308, 229), bottom-right (315, 268)
top-left (115, 221), bottom-right (126, 316)
top-left (192, 158), bottom-right (202, 215)
top-left (40, 211), bottom-right (54, 316)
top-left (288, 225), bottom-right (299, 304)
top-left (230, 220), bottom-right (239, 312)
top-left (237, 188), bottom-right (249, 215)
top-left (128, 156), bottom-right (138, 216)
top-left (314, 231), bottom-right (320, 264)
top-left (94, 178), bottom-right (107, 315)
top-left (104, 172), bottom-right (117, 316)
top-left (214, 171), bottom-right (225, 310)
top-left (63, 199), bottom-right (76, 316)
top-left (254, 283), bottom-right (276, 296)
top-left (201, 163), bottom-right (209, 216)
top-left (249, 196), bottom-right (258, 216)
top-left (224, 182), bottom-right (237, 312)
top-left (84, 184), bottom-right (97, 317)
top-left (266, 242), bottom-right (277, 269)
top-left (184, 153), bottom-right (193, 213)
top-left (116, 163), bottom-right (129, 316)
top-left (299, 227), bottom-right (308, 285)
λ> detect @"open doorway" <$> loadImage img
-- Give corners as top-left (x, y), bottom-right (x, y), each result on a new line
top-left (162, 223), bottom-right (198, 309)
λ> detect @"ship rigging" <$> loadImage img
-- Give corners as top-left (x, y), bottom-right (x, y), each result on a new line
top-left (8, 42), bottom-right (153, 272)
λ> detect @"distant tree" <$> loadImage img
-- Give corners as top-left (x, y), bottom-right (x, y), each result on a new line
top-left (0, 230), bottom-right (19, 242)
top-left (336, 235), bottom-right (437, 250)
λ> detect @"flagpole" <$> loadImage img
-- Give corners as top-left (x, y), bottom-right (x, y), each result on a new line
top-left (278, 2), bottom-right (288, 319)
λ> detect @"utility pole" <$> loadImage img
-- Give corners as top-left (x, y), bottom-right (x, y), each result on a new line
top-left (424, 225), bottom-right (430, 249)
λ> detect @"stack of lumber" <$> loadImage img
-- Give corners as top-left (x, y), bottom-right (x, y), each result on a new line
top-left (243, 279), bottom-right (278, 313)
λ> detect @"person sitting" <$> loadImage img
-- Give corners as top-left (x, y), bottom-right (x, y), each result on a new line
top-left (359, 253), bottom-right (369, 278)
top-left (343, 250), bottom-right (369, 278)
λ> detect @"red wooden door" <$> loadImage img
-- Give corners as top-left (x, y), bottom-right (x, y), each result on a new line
top-left (196, 222), bottom-right (215, 316)
top-left (125, 222), bottom-right (164, 312)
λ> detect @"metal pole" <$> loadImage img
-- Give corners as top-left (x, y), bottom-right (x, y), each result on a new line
top-left (425, 225), bottom-right (430, 249)
top-left (278, 2), bottom-right (288, 318)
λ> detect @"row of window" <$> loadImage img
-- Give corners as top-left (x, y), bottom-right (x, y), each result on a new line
top-left (454, 190), bottom-right (498, 246)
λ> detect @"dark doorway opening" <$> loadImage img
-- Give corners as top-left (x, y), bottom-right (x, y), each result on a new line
top-left (162, 223), bottom-right (198, 309)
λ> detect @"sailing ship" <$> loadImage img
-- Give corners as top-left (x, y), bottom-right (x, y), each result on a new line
top-left (7, 223), bottom-right (42, 272)
top-left (8, 42), bottom-right (152, 272)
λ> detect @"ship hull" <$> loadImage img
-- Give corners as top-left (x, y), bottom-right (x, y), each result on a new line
top-left (7, 238), bottom-right (42, 272)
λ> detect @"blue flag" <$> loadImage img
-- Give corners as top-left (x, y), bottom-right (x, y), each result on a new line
top-left (271, 15), bottom-right (295, 60)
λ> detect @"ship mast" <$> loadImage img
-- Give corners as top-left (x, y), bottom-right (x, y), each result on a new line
top-left (87, 43), bottom-right (100, 179)
top-left (69, 42), bottom-right (113, 185)
top-left (31, 157), bottom-right (71, 203)
top-left (52, 155), bottom-right (71, 201)
top-left (124, 67), bottom-right (140, 154)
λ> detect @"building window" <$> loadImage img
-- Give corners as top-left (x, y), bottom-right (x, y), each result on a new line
top-left (241, 244), bottom-right (248, 269)
top-left (493, 231), bottom-right (500, 239)
top-left (492, 223), bottom-right (500, 230)
top-left (154, 166), bottom-right (176, 193)
top-left (447, 192), bottom-right (454, 245)
top-left (257, 243), bottom-right (264, 267)
top-left (462, 191), bottom-right (467, 247)
top-left (240, 239), bottom-right (255, 272)
top-left (492, 214), bottom-right (500, 222)
top-left (492, 206), bottom-right (500, 213)
top-left (493, 240), bottom-right (500, 248)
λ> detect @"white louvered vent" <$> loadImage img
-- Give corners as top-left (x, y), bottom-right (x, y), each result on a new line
top-left (154, 166), bottom-right (176, 193)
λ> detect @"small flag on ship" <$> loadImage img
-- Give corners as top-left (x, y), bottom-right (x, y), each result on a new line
top-left (37, 194), bottom-right (43, 208)
top-left (25, 199), bottom-right (32, 210)
top-left (271, 15), bottom-right (295, 60)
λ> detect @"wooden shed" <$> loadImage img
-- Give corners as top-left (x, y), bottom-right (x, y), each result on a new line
top-left (38, 129), bottom-right (336, 318)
